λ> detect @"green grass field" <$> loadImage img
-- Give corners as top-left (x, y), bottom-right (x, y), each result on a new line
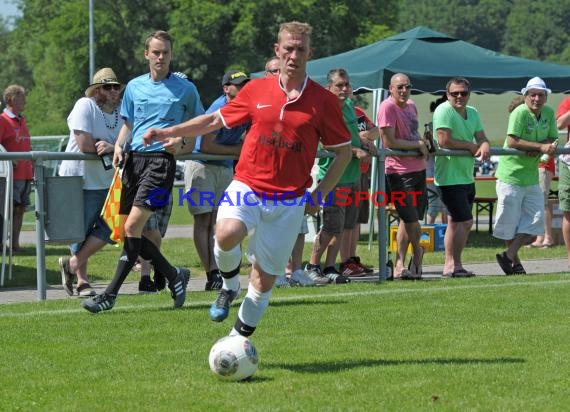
top-left (1, 275), bottom-right (569, 411)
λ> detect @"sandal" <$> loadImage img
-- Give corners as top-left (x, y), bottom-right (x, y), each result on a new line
top-left (512, 263), bottom-right (527, 275)
top-left (496, 251), bottom-right (514, 275)
top-left (399, 269), bottom-right (422, 280)
top-left (451, 268), bottom-right (475, 278)
top-left (408, 247), bottom-right (424, 276)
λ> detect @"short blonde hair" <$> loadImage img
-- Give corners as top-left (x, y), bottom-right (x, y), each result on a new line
top-left (277, 21), bottom-right (312, 44)
top-left (145, 30), bottom-right (173, 50)
top-left (3, 85), bottom-right (25, 105)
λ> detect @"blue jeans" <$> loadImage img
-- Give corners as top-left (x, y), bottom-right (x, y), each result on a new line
top-left (70, 189), bottom-right (113, 254)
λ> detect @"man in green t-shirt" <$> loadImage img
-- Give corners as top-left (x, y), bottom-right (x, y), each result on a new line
top-left (494, 77), bottom-right (558, 275)
top-left (433, 77), bottom-right (491, 278)
top-left (306, 68), bottom-right (372, 284)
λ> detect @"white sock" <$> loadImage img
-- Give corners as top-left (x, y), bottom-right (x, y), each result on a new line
top-left (222, 275), bottom-right (241, 292)
top-left (237, 284), bottom-right (272, 328)
top-left (214, 240), bottom-right (241, 273)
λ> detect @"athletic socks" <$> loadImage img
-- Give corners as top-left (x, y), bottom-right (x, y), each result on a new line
top-left (139, 236), bottom-right (177, 283)
top-left (231, 284), bottom-right (272, 337)
top-left (105, 237), bottom-right (141, 295)
top-left (214, 241), bottom-right (242, 273)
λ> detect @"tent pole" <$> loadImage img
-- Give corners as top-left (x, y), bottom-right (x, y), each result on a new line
top-left (369, 89), bottom-right (388, 280)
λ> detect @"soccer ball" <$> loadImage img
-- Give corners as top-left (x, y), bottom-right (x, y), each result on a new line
top-left (208, 335), bottom-right (258, 381)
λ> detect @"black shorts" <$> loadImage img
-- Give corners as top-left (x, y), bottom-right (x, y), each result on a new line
top-left (119, 152), bottom-right (176, 214)
top-left (386, 170), bottom-right (427, 223)
top-left (322, 181), bottom-right (360, 235)
top-left (437, 183), bottom-right (475, 222)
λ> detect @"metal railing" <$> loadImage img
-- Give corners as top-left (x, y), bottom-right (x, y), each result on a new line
top-left (1, 146), bottom-right (569, 299)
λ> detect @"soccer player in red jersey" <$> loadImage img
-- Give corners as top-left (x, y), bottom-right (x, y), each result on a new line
top-left (144, 21), bottom-right (351, 337)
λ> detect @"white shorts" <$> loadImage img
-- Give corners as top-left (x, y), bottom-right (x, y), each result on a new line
top-left (216, 180), bottom-right (305, 276)
top-left (493, 180), bottom-right (544, 240)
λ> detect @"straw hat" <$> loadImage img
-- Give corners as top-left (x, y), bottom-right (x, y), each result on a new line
top-left (85, 68), bottom-right (125, 97)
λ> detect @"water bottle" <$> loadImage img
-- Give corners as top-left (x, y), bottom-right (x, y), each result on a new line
top-left (540, 139), bottom-right (558, 163)
top-left (423, 123), bottom-right (436, 154)
top-left (96, 139), bottom-right (113, 170)
top-left (386, 251), bottom-right (394, 281)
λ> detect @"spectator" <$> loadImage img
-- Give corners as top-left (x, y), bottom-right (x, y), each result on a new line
top-left (514, 93), bottom-right (555, 249)
top-left (0, 85), bottom-right (33, 253)
top-left (510, 95), bottom-right (556, 249)
top-left (143, 21), bottom-right (352, 337)
top-left (81, 30), bottom-right (204, 313)
top-left (184, 69), bottom-right (249, 291)
top-left (433, 77), bottom-right (491, 277)
top-left (58, 68), bottom-right (124, 297)
top-left (494, 77), bottom-right (557, 275)
top-left (377, 73), bottom-right (428, 279)
top-left (426, 95), bottom-right (448, 225)
top-left (305, 68), bottom-right (370, 284)
top-left (264, 56), bottom-right (280, 76)
top-left (337, 84), bottom-right (379, 277)
top-left (556, 95), bottom-right (570, 267)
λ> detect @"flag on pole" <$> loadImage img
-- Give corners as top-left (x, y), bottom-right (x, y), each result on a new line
top-left (101, 167), bottom-right (126, 243)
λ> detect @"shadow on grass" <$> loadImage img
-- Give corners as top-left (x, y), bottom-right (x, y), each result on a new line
top-left (266, 356), bottom-right (525, 373)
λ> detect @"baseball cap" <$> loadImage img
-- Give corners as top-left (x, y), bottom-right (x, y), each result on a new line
top-left (222, 70), bottom-right (249, 87)
top-left (521, 77), bottom-right (551, 95)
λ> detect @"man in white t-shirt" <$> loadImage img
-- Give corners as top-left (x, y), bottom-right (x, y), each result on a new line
top-left (58, 68), bottom-right (124, 297)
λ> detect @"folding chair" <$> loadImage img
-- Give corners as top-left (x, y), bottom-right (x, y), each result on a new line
top-left (0, 144), bottom-right (14, 286)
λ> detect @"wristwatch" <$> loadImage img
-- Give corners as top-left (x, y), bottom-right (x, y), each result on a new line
top-left (181, 137), bottom-right (189, 149)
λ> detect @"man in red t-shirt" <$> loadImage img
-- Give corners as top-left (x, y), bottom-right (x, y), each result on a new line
top-left (556, 97), bottom-right (570, 266)
top-left (144, 21), bottom-right (351, 338)
top-left (0, 85), bottom-right (33, 252)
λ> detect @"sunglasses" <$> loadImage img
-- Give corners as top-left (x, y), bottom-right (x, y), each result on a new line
top-left (394, 84), bottom-right (412, 90)
top-left (101, 84), bottom-right (121, 91)
top-left (449, 91), bottom-right (469, 97)
top-left (266, 68), bottom-right (280, 74)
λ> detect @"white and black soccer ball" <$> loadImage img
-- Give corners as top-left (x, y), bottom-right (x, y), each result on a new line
top-left (208, 335), bottom-right (258, 381)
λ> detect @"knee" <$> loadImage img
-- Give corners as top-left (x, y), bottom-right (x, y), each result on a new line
top-left (215, 223), bottom-right (245, 250)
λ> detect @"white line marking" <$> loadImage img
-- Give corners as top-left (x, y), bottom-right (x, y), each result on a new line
top-left (1, 278), bottom-right (569, 318)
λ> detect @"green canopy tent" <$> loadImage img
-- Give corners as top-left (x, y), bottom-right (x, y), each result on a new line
top-left (305, 26), bottom-right (570, 94)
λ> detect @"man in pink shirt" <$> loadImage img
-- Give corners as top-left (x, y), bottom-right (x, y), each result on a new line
top-left (377, 73), bottom-right (428, 279)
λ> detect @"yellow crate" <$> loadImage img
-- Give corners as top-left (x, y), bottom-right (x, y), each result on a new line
top-left (389, 225), bottom-right (435, 253)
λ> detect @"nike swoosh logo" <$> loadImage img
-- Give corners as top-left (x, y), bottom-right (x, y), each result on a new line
top-left (256, 103), bottom-right (272, 109)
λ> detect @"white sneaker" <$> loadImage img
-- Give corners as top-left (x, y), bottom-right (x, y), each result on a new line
top-left (274, 274), bottom-right (290, 288)
top-left (290, 269), bottom-right (315, 286)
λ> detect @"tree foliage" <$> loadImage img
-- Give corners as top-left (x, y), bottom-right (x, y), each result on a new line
top-left (1, 0), bottom-right (569, 135)
top-left (1, 0), bottom-right (394, 134)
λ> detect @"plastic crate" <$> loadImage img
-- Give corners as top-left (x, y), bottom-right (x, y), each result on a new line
top-left (432, 223), bottom-right (447, 251)
top-left (389, 225), bottom-right (435, 253)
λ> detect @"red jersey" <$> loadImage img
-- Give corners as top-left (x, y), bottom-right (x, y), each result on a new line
top-left (220, 76), bottom-right (350, 197)
top-left (556, 97), bottom-right (570, 138)
top-left (0, 111), bottom-right (33, 180)
top-left (355, 106), bottom-right (373, 173)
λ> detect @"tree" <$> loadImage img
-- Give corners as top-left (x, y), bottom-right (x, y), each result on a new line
top-left (503, 0), bottom-right (570, 65)
top-left (2, 0), bottom-right (395, 133)
top-left (396, 0), bottom-right (510, 53)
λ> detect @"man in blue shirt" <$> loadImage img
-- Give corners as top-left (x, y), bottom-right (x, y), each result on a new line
top-left (184, 70), bottom-right (249, 291)
top-left (82, 30), bottom-right (205, 313)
